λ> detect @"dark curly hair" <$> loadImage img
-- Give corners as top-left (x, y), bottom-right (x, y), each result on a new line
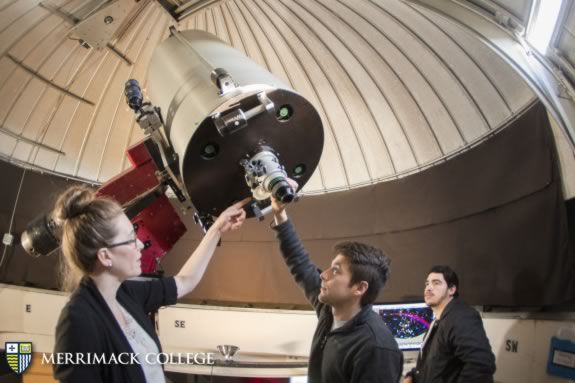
top-left (333, 242), bottom-right (391, 306)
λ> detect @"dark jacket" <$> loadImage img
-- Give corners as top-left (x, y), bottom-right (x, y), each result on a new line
top-left (409, 298), bottom-right (496, 383)
top-left (273, 220), bottom-right (403, 383)
top-left (53, 276), bottom-right (178, 383)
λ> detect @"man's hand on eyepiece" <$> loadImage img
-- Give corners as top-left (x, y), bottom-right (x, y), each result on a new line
top-left (271, 178), bottom-right (299, 225)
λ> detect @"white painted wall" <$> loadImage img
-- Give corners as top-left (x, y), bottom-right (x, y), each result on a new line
top-left (158, 305), bottom-right (316, 357)
top-left (484, 316), bottom-right (575, 383)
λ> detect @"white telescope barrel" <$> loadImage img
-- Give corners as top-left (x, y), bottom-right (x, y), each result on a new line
top-left (147, 29), bottom-right (323, 217)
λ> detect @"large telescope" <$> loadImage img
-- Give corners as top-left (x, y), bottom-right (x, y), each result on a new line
top-left (21, 28), bottom-right (324, 269)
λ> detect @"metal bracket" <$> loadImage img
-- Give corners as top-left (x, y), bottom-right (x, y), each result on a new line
top-left (213, 91), bottom-right (275, 137)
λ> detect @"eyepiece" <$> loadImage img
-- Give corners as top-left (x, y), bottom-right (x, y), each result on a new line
top-left (124, 79), bottom-right (143, 112)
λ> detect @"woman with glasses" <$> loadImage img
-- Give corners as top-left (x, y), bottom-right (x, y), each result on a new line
top-left (52, 185), bottom-right (248, 383)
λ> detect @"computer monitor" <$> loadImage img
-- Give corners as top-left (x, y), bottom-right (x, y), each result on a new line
top-left (372, 302), bottom-right (434, 351)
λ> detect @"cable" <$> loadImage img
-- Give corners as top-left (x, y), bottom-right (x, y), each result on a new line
top-left (0, 168), bottom-right (26, 271)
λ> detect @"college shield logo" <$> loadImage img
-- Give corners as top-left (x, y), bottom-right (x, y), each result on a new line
top-left (5, 342), bottom-right (32, 374)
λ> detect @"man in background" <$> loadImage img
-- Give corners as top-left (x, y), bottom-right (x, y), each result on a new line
top-left (405, 265), bottom-right (496, 383)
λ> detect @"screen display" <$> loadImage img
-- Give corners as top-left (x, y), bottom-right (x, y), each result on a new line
top-left (373, 302), bottom-right (434, 351)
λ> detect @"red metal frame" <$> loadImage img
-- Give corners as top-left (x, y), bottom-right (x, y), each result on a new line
top-left (96, 140), bottom-right (187, 274)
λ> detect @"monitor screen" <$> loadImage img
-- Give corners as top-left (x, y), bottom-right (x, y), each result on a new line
top-left (373, 302), bottom-right (434, 351)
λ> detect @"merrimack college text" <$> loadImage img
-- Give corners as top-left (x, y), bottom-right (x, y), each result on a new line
top-left (42, 352), bottom-right (215, 366)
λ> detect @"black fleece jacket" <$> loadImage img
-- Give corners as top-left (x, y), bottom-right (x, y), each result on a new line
top-left (408, 298), bottom-right (496, 383)
top-left (273, 219), bottom-right (403, 383)
top-left (53, 276), bottom-right (178, 383)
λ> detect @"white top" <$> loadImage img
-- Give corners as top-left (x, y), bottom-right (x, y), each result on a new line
top-left (331, 318), bottom-right (348, 331)
top-left (119, 306), bottom-right (166, 383)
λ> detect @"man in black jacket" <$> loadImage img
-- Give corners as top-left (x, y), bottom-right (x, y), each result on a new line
top-left (271, 183), bottom-right (402, 383)
top-left (405, 265), bottom-right (496, 383)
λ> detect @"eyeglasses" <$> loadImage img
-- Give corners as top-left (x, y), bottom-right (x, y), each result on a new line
top-left (106, 238), bottom-right (138, 249)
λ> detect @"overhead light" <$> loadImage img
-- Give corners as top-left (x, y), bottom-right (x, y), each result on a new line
top-left (527, 0), bottom-right (564, 54)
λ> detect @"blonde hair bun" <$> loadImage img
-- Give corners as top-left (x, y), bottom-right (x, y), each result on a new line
top-left (54, 186), bottom-right (96, 220)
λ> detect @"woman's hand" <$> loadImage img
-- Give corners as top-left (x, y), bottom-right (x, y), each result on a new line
top-left (212, 198), bottom-right (250, 234)
top-left (175, 197), bottom-right (250, 298)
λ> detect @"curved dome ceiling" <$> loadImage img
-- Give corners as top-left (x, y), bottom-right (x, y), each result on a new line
top-left (0, 0), bottom-right (536, 193)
